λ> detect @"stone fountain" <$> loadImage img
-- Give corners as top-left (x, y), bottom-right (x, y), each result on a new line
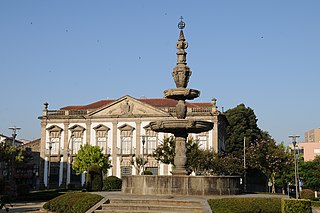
top-left (122, 17), bottom-right (241, 195)
top-left (148, 17), bottom-right (213, 176)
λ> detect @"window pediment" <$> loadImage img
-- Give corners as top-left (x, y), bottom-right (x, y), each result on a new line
top-left (46, 125), bottom-right (63, 133)
top-left (118, 124), bottom-right (135, 132)
top-left (93, 124), bottom-right (110, 132)
top-left (69, 124), bottom-right (85, 132)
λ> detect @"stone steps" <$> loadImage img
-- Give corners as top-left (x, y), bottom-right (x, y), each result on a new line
top-left (93, 198), bottom-right (206, 213)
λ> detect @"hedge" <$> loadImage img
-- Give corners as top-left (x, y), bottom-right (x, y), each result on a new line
top-left (208, 197), bottom-right (282, 213)
top-left (311, 201), bottom-right (320, 208)
top-left (103, 176), bottom-right (122, 191)
top-left (43, 192), bottom-right (103, 213)
top-left (281, 198), bottom-right (311, 213)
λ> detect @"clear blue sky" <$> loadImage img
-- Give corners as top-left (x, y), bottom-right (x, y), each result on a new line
top-left (1, 1), bottom-right (319, 144)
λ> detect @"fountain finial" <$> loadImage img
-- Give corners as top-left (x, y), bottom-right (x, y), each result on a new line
top-left (178, 16), bottom-right (185, 30)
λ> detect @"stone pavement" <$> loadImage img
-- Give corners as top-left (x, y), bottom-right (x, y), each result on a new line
top-left (0, 201), bottom-right (46, 213)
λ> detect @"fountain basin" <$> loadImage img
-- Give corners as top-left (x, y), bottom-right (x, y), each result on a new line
top-left (164, 88), bottom-right (200, 100)
top-left (150, 119), bottom-right (213, 134)
top-left (122, 175), bottom-right (242, 196)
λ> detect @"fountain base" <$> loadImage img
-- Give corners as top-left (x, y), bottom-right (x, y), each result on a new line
top-left (122, 175), bottom-right (241, 196)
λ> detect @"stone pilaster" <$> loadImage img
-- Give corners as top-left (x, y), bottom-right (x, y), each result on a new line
top-left (39, 120), bottom-right (47, 189)
top-left (86, 120), bottom-right (91, 145)
top-left (135, 120), bottom-right (141, 156)
top-left (61, 122), bottom-right (69, 188)
top-left (112, 121), bottom-right (118, 176)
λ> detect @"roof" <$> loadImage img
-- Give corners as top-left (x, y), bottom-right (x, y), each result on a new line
top-left (60, 98), bottom-right (212, 111)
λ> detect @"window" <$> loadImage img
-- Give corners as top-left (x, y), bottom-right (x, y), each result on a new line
top-left (49, 162), bottom-right (60, 183)
top-left (196, 132), bottom-right (208, 150)
top-left (146, 130), bottom-right (157, 155)
top-left (121, 166), bottom-right (132, 176)
top-left (94, 125), bottom-right (110, 154)
top-left (118, 124), bottom-right (135, 155)
top-left (314, 148), bottom-right (320, 154)
top-left (69, 125), bottom-right (85, 155)
top-left (145, 167), bottom-right (158, 175)
top-left (48, 137), bottom-right (60, 155)
top-left (72, 136), bottom-right (82, 154)
top-left (121, 131), bottom-right (132, 155)
top-left (46, 125), bottom-right (63, 155)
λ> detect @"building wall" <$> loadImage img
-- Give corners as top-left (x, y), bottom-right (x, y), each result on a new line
top-left (304, 128), bottom-right (320, 143)
top-left (297, 142), bottom-right (320, 161)
top-left (38, 96), bottom-right (226, 188)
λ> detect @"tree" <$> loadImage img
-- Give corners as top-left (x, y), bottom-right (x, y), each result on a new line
top-left (153, 136), bottom-right (217, 174)
top-left (300, 155), bottom-right (320, 191)
top-left (246, 133), bottom-right (294, 193)
top-left (224, 104), bottom-right (262, 156)
top-left (130, 156), bottom-right (148, 175)
top-left (72, 144), bottom-right (111, 175)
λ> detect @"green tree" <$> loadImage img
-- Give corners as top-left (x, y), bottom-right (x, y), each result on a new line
top-left (72, 144), bottom-right (111, 175)
top-left (246, 134), bottom-right (294, 193)
top-left (300, 155), bottom-right (320, 191)
top-left (224, 104), bottom-right (262, 156)
top-left (130, 156), bottom-right (148, 175)
top-left (153, 136), bottom-right (175, 165)
top-left (153, 136), bottom-right (217, 174)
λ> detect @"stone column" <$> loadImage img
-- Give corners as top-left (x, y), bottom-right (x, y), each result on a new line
top-left (85, 120), bottom-right (91, 145)
top-left (112, 121), bottom-right (118, 176)
top-left (172, 132), bottom-right (188, 175)
top-left (61, 122), bottom-right (69, 188)
top-left (135, 120), bottom-right (141, 157)
top-left (39, 120), bottom-right (47, 189)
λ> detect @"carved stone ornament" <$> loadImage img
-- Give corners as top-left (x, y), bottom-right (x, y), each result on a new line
top-left (121, 100), bottom-right (134, 115)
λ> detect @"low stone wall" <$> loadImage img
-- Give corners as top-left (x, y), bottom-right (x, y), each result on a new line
top-left (122, 175), bottom-right (241, 196)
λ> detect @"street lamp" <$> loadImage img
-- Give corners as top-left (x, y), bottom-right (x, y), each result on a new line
top-left (8, 126), bottom-right (21, 193)
top-left (289, 135), bottom-right (300, 199)
top-left (141, 135), bottom-right (146, 174)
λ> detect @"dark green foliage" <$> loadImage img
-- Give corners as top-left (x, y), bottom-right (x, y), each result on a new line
top-left (300, 189), bottom-right (315, 200)
top-left (86, 164), bottom-right (103, 192)
top-left (311, 201), bottom-right (320, 207)
top-left (142, 170), bottom-right (152, 175)
top-left (103, 176), bottom-right (122, 191)
top-left (300, 155), bottom-right (320, 191)
top-left (281, 198), bottom-right (312, 213)
top-left (224, 104), bottom-right (262, 156)
top-left (208, 197), bottom-right (281, 213)
top-left (72, 144), bottom-right (111, 175)
top-left (43, 192), bottom-right (103, 213)
top-left (0, 178), bottom-right (4, 194)
top-left (17, 184), bottom-right (30, 196)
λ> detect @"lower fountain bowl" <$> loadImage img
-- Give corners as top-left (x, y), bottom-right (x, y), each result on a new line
top-left (149, 119), bottom-right (213, 134)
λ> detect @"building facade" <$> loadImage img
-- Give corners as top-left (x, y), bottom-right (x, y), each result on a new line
top-left (304, 128), bottom-right (320, 143)
top-left (38, 95), bottom-right (227, 188)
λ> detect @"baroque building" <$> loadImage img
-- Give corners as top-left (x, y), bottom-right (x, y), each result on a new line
top-left (38, 96), bottom-right (227, 188)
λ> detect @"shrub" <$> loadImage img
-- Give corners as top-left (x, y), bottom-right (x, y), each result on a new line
top-left (86, 164), bottom-right (103, 192)
top-left (43, 192), bottom-right (103, 213)
top-left (17, 184), bottom-right (30, 196)
top-left (103, 176), bottom-right (122, 191)
top-left (281, 198), bottom-right (312, 213)
top-left (311, 201), bottom-right (320, 208)
top-left (208, 197), bottom-right (281, 213)
top-left (142, 170), bottom-right (152, 175)
top-left (300, 189), bottom-right (315, 200)
top-left (0, 178), bottom-right (4, 194)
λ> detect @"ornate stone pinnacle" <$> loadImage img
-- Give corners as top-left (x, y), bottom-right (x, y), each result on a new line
top-left (178, 16), bottom-right (185, 30)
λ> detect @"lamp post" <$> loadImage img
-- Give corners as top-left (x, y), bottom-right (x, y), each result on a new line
top-left (289, 135), bottom-right (300, 199)
top-left (142, 135), bottom-right (146, 174)
top-left (8, 126), bottom-right (21, 193)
